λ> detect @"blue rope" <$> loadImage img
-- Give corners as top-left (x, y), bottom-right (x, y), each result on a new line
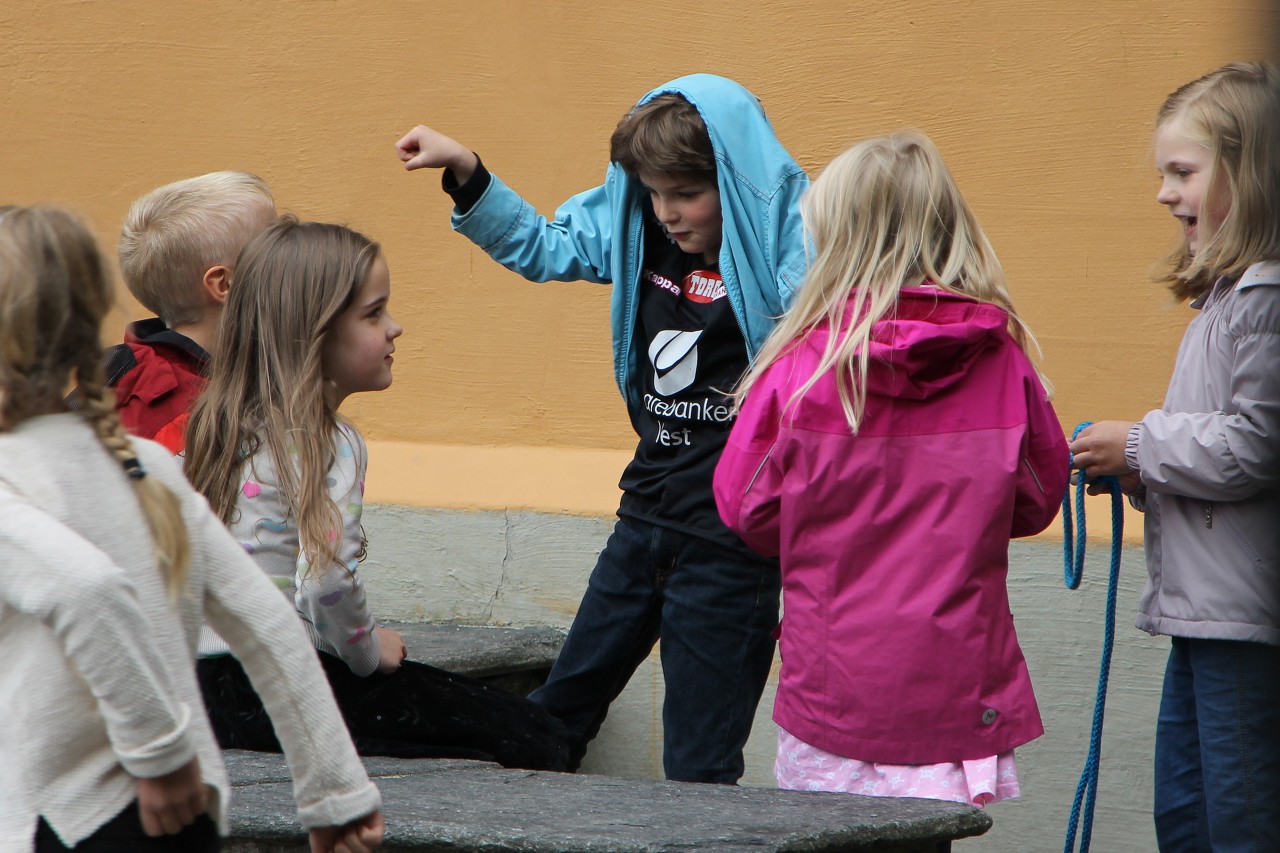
top-left (1062, 421), bottom-right (1124, 853)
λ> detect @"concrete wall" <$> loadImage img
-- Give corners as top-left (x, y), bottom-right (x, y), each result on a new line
top-left (7, 2), bottom-right (1280, 850)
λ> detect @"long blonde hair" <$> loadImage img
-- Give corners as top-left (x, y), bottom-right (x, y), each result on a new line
top-left (735, 131), bottom-right (1045, 432)
top-left (1155, 61), bottom-right (1280, 301)
top-left (184, 217), bottom-right (379, 577)
top-left (0, 206), bottom-right (190, 597)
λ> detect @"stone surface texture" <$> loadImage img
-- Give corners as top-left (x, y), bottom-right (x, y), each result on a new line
top-left (362, 508), bottom-right (1170, 850)
top-left (224, 752), bottom-right (991, 853)
top-left (388, 621), bottom-right (565, 678)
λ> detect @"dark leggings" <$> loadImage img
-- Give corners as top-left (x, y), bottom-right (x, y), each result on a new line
top-left (197, 650), bottom-right (571, 771)
top-left (35, 803), bottom-right (219, 852)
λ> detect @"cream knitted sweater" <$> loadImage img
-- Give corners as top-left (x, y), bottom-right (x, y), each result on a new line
top-left (0, 414), bottom-right (380, 848)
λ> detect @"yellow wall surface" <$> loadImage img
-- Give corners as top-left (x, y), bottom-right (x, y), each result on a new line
top-left (4, 1), bottom-right (1277, 518)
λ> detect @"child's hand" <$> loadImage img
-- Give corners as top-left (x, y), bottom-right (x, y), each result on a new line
top-left (374, 626), bottom-right (407, 674)
top-left (1068, 420), bottom-right (1136, 479)
top-left (1084, 470), bottom-right (1143, 496)
top-left (308, 809), bottom-right (385, 853)
top-left (136, 757), bottom-right (209, 836)
top-left (395, 126), bottom-right (478, 182)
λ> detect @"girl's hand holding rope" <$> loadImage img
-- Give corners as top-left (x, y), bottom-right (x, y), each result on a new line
top-left (1068, 420), bottom-right (1140, 494)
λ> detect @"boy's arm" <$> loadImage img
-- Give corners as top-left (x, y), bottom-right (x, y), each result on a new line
top-left (397, 124), bottom-right (477, 183)
top-left (397, 124), bottom-right (615, 284)
top-left (769, 171), bottom-right (811, 311)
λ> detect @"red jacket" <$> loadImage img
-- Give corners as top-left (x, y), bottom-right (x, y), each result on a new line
top-left (107, 319), bottom-right (209, 454)
top-left (714, 288), bottom-right (1068, 764)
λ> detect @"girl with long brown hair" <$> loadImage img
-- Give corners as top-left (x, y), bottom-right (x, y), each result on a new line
top-left (186, 217), bottom-right (570, 771)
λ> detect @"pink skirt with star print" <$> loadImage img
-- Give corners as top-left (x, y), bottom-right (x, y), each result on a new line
top-left (774, 728), bottom-right (1021, 805)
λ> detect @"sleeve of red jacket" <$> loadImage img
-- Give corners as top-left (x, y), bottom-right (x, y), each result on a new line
top-left (1011, 370), bottom-right (1069, 538)
top-left (714, 371), bottom-right (785, 558)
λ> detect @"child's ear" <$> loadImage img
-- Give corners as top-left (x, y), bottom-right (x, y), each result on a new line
top-left (202, 265), bottom-right (232, 305)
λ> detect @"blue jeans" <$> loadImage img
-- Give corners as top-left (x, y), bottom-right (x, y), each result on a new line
top-left (529, 517), bottom-right (780, 783)
top-left (1154, 636), bottom-right (1280, 852)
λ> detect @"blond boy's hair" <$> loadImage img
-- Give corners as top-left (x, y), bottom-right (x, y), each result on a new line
top-left (118, 171), bottom-right (275, 327)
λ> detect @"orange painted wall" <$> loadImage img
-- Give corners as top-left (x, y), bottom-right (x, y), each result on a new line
top-left (5, 1), bottom-right (1276, 514)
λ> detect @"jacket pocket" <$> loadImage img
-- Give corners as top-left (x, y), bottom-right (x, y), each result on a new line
top-left (1216, 501), bottom-right (1264, 566)
top-left (743, 446), bottom-right (774, 495)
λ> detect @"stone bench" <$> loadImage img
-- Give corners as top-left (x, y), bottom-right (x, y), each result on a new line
top-left (223, 751), bottom-right (992, 852)
top-left (384, 621), bottom-right (565, 694)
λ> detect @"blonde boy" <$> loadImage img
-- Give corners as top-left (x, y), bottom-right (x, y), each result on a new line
top-left (107, 171), bottom-right (276, 451)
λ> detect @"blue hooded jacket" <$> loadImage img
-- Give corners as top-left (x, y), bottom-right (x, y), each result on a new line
top-left (451, 74), bottom-right (809, 411)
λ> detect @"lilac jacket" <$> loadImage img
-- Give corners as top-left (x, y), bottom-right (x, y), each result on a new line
top-left (1128, 261), bottom-right (1280, 646)
top-left (714, 288), bottom-right (1068, 764)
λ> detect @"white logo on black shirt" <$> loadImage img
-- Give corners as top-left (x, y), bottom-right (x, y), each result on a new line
top-left (649, 329), bottom-right (702, 396)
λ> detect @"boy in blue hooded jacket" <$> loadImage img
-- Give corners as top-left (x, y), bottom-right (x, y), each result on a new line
top-left (396, 74), bottom-right (808, 782)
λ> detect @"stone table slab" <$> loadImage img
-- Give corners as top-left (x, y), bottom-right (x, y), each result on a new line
top-left (224, 752), bottom-right (992, 852)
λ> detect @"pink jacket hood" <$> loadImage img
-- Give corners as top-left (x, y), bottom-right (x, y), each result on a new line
top-left (819, 287), bottom-right (1010, 401)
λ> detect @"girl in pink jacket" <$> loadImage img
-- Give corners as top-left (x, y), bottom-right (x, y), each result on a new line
top-left (713, 131), bottom-right (1067, 806)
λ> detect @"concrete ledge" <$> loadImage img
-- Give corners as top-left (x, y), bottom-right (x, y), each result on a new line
top-left (386, 621), bottom-right (565, 695)
top-left (388, 622), bottom-right (565, 679)
top-left (223, 751), bottom-right (992, 852)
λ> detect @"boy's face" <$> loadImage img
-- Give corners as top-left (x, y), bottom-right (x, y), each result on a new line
top-left (638, 170), bottom-right (722, 265)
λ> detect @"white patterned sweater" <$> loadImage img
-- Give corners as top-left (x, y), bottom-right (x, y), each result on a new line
top-left (197, 418), bottom-right (381, 677)
top-left (0, 414), bottom-right (380, 848)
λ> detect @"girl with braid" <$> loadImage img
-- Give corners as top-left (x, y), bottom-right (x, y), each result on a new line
top-left (0, 206), bottom-right (384, 853)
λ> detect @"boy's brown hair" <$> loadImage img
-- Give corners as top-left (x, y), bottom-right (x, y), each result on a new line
top-left (610, 94), bottom-right (717, 182)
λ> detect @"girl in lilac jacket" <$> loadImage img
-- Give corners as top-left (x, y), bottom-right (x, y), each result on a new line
top-left (1068, 63), bottom-right (1280, 849)
top-left (713, 132), bottom-right (1067, 805)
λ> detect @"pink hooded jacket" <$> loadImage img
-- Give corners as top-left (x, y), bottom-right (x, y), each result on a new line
top-left (714, 287), bottom-right (1068, 764)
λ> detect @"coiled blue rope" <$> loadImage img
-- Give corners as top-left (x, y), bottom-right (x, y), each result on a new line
top-left (1062, 421), bottom-right (1124, 853)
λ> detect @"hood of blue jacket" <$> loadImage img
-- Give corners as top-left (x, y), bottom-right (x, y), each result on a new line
top-left (608, 74), bottom-right (810, 403)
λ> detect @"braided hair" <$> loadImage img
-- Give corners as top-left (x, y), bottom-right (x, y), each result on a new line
top-left (0, 206), bottom-right (190, 598)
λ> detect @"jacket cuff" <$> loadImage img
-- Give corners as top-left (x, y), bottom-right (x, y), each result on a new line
top-left (296, 780), bottom-right (383, 830)
top-left (443, 157), bottom-right (491, 214)
top-left (1124, 423), bottom-right (1142, 472)
top-left (115, 703), bottom-right (197, 779)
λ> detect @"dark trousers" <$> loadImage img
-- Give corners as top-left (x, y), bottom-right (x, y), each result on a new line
top-left (35, 803), bottom-right (219, 852)
top-left (198, 647), bottom-right (571, 772)
top-left (528, 517), bottom-right (780, 782)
